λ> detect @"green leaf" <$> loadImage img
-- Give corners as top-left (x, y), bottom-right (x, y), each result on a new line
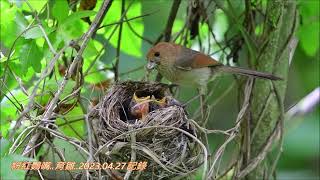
top-left (15, 9), bottom-right (29, 35)
top-left (213, 11), bottom-right (229, 41)
top-left (43, 79), bottom-right (76, 99)
top-left (0, 89), bottom-right (28, 126)
top-left (58, 19), bottom-right (85, 42)
top-left (22, 24), bottom-right (54, 39)
top-left (20, 0), bottom-right (47, 12)
top-left (0, 139), bottom-right (10, 157)
top-left (0, 1), bottom-right (20, 48)
top-left (299, 0), bottom-right (319, 18)
top-left (52, 0), bottom-right (69, 23)
top-left (56, 107), bottom-right (85, 139)
top-left (19, 40), bottom-right (43, 74)
top-left (59, 10), bottom-right (96, 28)
top-left (0, 154), bottom-right (35, 180)
top-left (298, 22), bottom-right (319, 57)
top-left (103, 1), bottom-right (144, 57)
top-left (83, 39), bottom-right (103, 59)
top-left (298, 0), bottom-right (320, 57)
top-left (84, 66), bottom-right (110, 83)
top-left (57, 10), bottom-right (95, 42)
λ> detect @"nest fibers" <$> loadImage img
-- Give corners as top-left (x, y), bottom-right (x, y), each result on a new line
top-left (87, 81), bottom-right (204, 179)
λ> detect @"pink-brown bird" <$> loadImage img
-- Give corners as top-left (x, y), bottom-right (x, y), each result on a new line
top-left (146, 42), bottom-right (281, 94)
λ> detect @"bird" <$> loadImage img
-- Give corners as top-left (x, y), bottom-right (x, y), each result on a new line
top-left (146, 42), bottom-right (282, 94)
top-left (129, 93), bottom-right (151, 121)
top-left (149, 95), bottom-right (167, 111)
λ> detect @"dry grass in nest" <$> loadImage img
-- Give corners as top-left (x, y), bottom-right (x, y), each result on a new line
top-left (87, 81), bottom-right (204, 179)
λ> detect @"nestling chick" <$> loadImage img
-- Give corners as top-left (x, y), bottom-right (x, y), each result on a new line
top-left (129, 93), bottom-right (151, 121)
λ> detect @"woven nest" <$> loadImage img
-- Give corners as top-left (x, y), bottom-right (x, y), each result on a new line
top-left (88, 81), bottom-right (203, 179)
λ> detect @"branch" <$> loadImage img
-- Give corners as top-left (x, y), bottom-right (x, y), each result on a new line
top-left (114, 0), bottom-right (125, 81)
top-left (286, 87), bottom-right (320, 118)
top-left (156, 0), bottom-right (182, 43)
top-left (237, 120), bottom-right (281, 179)
top-left (21, 0), bottom-right (114, 157)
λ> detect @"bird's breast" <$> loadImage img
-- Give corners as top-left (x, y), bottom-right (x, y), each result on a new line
top-left (158, 66), bottom-right (211, 87)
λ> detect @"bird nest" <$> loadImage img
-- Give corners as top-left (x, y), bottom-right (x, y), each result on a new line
top-left (87, 81), bottom-right (204, 179)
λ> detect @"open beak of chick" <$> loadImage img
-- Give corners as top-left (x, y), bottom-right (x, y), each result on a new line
top-left (130, 93), bottom-right (151, 121)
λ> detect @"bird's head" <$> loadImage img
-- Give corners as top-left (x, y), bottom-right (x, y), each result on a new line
top-left (146, 42), bottom-right (177, 70)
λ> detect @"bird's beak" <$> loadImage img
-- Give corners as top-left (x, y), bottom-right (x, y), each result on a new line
top-left (146, 61), bottom-right (157, 70)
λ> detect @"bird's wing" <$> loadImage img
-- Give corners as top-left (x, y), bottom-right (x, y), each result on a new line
top-left (174, 46), bottom-right (222, 70)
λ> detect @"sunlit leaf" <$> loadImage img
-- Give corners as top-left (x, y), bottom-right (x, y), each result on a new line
top-left (22, 24), bottom-right (54, 39)
top-left (43, 79), bottom-right (77, 99)
top-left (298, 1), bottom-right (319, 57)
top-left (15, 9), bottom-right (29, 35)
top-left (84, 63), bottom-right (111, 84)
top-left (56, 107), bottom-right (85, 139)
top-left (0, 123), bottom-right (10, 139)
top-left (0, 89), bottom-right (28, 135)
top-left (0, 1), bottom-right (20, 48)
top-left (83, 39), bottom-right (103, 59)
top-left (20, 0), bottom-right (47, 12)
top-left (59, 10), bottom-right (96, 27)
top-left (57, 10), bottom-right (94, 42)
top-left (52, 0), bottom-right (69, 23)
top-left (103, 1), bottom-right (144, 57)
top-left (213, 10), bottom-right (229, 42)
top-left (19, 40), bottom-right (43, 74)
top-left (298, 22), bottom-right (319, 57)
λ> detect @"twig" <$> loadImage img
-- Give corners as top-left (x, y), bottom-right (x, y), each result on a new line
top-left (125, 15), bottom-right (154, 44)
top-left (287, 87), bottom-right (320, 118)
top-left (124, 125), bottom-right (137, 180)
top-left (94, 125), bottom-right (208, 179)
top-left (236, 120), bottom-right (280, 179)
top-left (0, 85), bottom-right (23, 112)
top-left (25, 0), bottom-right (56, 54)
top-left (156, 0), bottom-right (182, 43)
top-left (207, 78), bottom-right (253, 179)
top-left (114, 0), bottom-right (125, 81)
top-left (98, 10), bottom-right (157, 30)
top-left (1, 25), bottom-right (38, 94)
top-left (9, 46), bottom-right (68, 139)
top-left (21, 0), bottom-right (114, 157)
top-left (84, 1), bottom-right (135, 77)
top-left (85, 114), bottom-right (94, 179)
top-left (267, 80), bottom-right (285, 179)
top-left (156, 0), bottom-right (177, 82)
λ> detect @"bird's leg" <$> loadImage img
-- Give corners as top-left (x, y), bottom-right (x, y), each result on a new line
top-left (143, 66), bottom-right (152, 81)
top-left (198, 86), bottom-right (207, 120)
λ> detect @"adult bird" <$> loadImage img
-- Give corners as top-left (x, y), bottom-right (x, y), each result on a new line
top-left (146, 42), bottom-right (281, 95)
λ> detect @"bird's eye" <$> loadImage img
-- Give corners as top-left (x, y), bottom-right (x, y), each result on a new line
top-left (154, 52), bottom-right (160, 57)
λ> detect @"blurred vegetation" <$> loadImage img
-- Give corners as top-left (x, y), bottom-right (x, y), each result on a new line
top-left (0, 0), bottom-right (319, 179)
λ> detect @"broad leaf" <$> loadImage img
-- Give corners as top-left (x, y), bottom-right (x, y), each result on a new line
top-left (103, 1), bottom-right (144, 57)
top-left (298, 1), bottom-right (320, 57)
top-left (0, 154), bottom-right (35, 180)
top-left (59, 10), bottom-right (96, 27)
top-left (22, 24), bottom-right (54, 39)
top-left (56, 107), bottom-right (85, 139)
top-left (52, 0), bottom-right (69, 23)
top-left (19, 40), bottom-right (43, 74)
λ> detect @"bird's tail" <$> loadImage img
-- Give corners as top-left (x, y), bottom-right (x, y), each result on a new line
top-left (219, 66), bottom-right (282, 80)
